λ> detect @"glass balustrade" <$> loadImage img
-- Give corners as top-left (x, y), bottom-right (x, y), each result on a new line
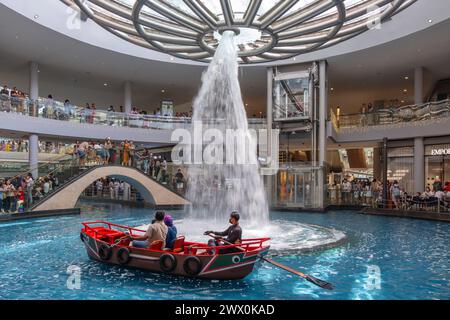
top-left (331, 99), bottom-right (450, 130)
top-left (0, 148), bottom-right (188, 213)
top-left (0, 94), bottom-right (266, 130)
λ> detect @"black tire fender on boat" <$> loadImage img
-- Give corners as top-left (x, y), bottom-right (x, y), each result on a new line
top-left (183, 256), bottom-right (203, 276)
top-left (117, 247), bottom-right (131, 265)
top-left (160, 254), bottom-right (177, 273)
top-left (98, 244), bottom-right (112, 261)
top-left (80, 232), bottom-right (85, 243)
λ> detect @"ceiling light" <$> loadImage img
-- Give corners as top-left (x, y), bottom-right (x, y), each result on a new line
top-left (404, 76), bottom-right (409, 80)
top-left (34, 14), bottom-right (39, 19)
top-left (330, 87), bottom-right (334, 91)
top-left (161, 89), bottom-right (165, 93)
top-left (403, 89), bottom-right (408, 93)
top-left (104, 83), bottom-right (108, 87)
top-left (428, 19), bottom-right (433, 23)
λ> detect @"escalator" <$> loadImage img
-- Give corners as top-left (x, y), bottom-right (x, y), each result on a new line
top-left (280, 79), bottom-right (304, 113)
top-left (427, 78), bottom-right (450, 102)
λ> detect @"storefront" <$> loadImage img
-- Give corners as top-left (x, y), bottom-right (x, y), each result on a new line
top-left (387, 146), bottom-right (414, 193)
top-left (387, 139), bottom-right (450, 193)
top-left (425, 144), bottom-right (450, 189)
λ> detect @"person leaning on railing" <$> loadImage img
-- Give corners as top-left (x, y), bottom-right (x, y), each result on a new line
top-left (0, 85), bottom-right (11, 112)
top-left (173, 168), bottom-right (185, 190)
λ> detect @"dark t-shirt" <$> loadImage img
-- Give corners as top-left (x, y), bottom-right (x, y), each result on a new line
top-left (214, 224), bottom-right (242, 244)
top-left (175, 172), bottom-right (184, 182)
top-left (433, 181), bottom-right (443, 192)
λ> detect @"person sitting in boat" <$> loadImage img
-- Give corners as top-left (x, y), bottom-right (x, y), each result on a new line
top-left (129, 211), bottom-right (168, 249)
top-left (204, 211), bottom-right (242, 253)
top-left (163, 214), bottom-right (177, 250)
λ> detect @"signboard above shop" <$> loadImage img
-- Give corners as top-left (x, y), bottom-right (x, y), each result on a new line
top-left (425, 144), bottom-right (450, 156)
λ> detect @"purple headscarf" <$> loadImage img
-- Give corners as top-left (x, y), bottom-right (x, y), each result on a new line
top-left (164, 215), bottom-right (173, 227)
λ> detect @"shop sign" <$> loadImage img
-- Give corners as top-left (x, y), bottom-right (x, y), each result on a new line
top-left (431, 148), bottom-right (450, 156)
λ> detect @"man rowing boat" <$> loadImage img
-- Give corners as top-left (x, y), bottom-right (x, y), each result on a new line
top-left (204, 211), bottom-right (242, 253)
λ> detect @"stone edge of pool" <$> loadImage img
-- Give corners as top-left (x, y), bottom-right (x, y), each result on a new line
top-left (359, 207), bottom-right (450, 222)
top-left (0, 208), bottom-right (81, 222)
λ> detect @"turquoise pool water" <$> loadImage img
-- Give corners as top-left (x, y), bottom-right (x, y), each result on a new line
top-left (0, 202), bottom-right (449, 300)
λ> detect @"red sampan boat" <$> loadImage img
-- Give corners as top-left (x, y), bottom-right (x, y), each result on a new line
top-left (80, 221), bottom-right (270, 280)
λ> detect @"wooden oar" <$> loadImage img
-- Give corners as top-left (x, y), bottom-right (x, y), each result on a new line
top-left (206, 233), bottom-right (333, 290)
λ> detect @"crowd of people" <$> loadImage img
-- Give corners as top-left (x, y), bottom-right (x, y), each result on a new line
top-left (84, 178), bottom-right (137, 201)
top-left (329, 176), bottom-right (450, 211)
top-left (0, 138), bottom-right (74, 154)
top-left (0, 139), bottom-right (28, 152)
top-left (1, 82), bottom-right (193, 122)
top-left (73, 138), bottom-right (185, 189)
top-left (0, 172), bottom-right (57, 213)
top-left (0, 85), bottom-right (28, 113)
top-left (73, 138), bottom-right (136, 166)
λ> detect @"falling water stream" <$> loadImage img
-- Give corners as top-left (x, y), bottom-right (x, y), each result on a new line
top-left (186, 30), bottom-right (269, 226)
top-left (162, 31), bottom-right (346, 251)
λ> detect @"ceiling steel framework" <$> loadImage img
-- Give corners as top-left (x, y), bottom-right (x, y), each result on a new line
top-left (65, 0), bottom-right (417, 64)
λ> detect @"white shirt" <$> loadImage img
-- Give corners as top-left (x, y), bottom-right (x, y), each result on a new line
top-left (43, 182), bottom-right (50, 194)
top-left (435, 191), bottom-right (444, 199)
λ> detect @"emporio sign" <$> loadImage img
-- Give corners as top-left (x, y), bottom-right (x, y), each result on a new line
top-left (431, 148), bottom-right (450, 156)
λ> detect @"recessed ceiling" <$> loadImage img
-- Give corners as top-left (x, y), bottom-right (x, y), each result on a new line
top-left (67, 0), bottom-right (417, 63)
top-left (0, 0), bottom-right (449, 114)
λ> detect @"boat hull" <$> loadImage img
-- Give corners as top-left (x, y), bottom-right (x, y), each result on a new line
top-left (81, 232), bottom-right (269, 280)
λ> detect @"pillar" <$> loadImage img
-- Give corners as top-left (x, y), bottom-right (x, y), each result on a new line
top-left (266, 68), bottom-right (273, 166)
top-left (318, 60), bottom-right (328, 165)
top-left (373, 147), bottom-right (382, 180)
top-left (29, 134), bottom-right (39, 179)
top-left (414, 66), bottom-right (424, 105)
top-left (124, 81), bottom-right (132, 114)
top-left (414, 137), bottom-right (425, 193)
top-left (382, 137), bottom-right (388, 206)
top-left (29, 62), bottom-right (39, 100)
top-left (318, 60), bottom-right (328, 209)
top-left (29, 61), bottom-right (39, 116)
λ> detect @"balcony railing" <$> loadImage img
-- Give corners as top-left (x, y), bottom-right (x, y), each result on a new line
top-left (0, 95), bottom-right (266, 130)
top-left (331, 99), bottom-right (450, 130)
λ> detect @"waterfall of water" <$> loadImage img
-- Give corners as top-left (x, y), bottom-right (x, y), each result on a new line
top-left (186, 31), bottom-right (269, 226)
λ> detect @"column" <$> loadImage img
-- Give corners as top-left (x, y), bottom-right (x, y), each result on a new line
top-left (414, 66), bottom-right (424, 105)
top-left (318, 60), bottom-right (328, 165)
top-left (318, 60), bottom-right (328, 209)
top-left (266, 68), bottom-right (273, 166)
top-left (29, 61), bottom-right (39, 116)
top-left (414, 137), bottom-right (425, 193)
top-left (382, 137), bottom-right (388, 206)
top-left (373, 147), bottom-right (382, 180)
top-left (29, 134), bottom-right (39, 179)
top-left (124, 81), bottom-right (132, 114)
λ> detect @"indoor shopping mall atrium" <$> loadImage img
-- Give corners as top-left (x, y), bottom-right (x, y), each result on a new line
top-left (0, 0), bottom-right (449, 305)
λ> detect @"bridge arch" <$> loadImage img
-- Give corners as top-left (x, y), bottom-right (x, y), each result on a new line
top-left (32, 166), bottom-right (189, 211)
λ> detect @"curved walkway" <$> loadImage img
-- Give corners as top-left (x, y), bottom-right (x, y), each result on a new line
top-left (32, 165), bottom-right (189, 211)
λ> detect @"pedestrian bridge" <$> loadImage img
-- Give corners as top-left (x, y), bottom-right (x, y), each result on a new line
top-left (32, 166), bottom-right (189, 212)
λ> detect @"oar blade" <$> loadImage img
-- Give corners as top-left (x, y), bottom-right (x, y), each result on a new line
top-left (261, 256), bottom-right (334, 290)
top-left (305, 275), bottom-right (334, 290)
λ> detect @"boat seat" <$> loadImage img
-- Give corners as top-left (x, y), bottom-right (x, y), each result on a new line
top-left (149, 240), bottom-right (164, 251)
top-left (172, 236), bottom-right (185, 253)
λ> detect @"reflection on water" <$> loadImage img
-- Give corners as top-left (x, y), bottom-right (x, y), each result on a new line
top-left (0, 201), bottom-right (448, 300)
